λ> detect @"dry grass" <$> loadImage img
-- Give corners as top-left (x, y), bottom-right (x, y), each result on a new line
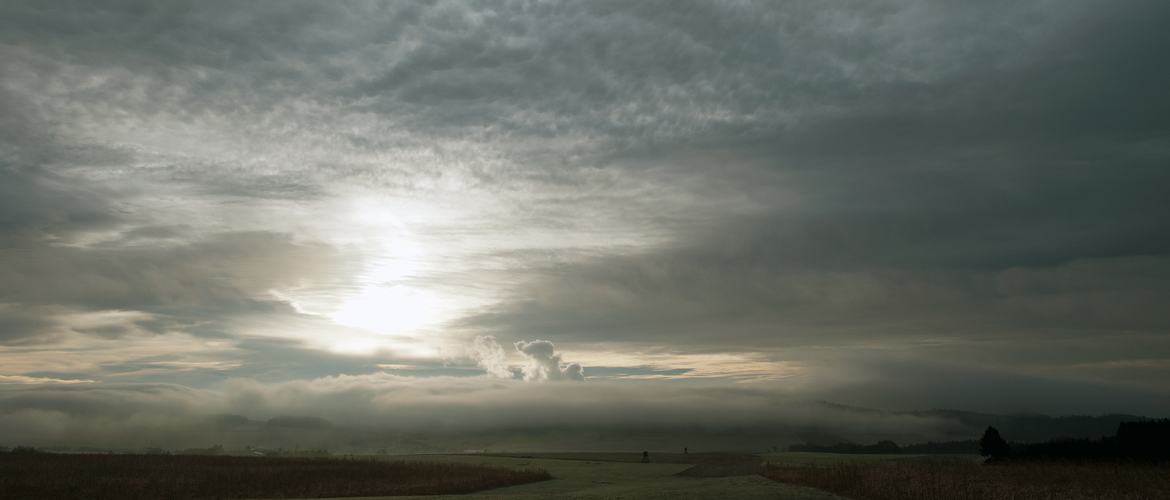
top-left (0, 453), bottom-right (551, 499)
top-left (761, 459), bottom-right (1170, 500)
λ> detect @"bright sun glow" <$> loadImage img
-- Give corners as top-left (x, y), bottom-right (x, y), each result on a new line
top-left (329, 202), bottom-right (438, 339)
top-left (331, 281), bottom-right (435, 335)
top-left (265, 198), bottom-right (446, 354)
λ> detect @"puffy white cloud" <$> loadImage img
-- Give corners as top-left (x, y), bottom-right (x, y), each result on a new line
top-left (515, 339), bottom-right (585, 382)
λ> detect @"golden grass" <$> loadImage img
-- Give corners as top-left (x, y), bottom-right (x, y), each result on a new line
top-left (761, 459), bottom-right (1170, 500)
top-left (0, 453), bottom-right (551, 499)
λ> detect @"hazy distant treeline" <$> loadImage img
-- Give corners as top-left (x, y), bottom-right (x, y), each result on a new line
top-left (787, 438), bottom-right (981, 454)
top-left (788, 440), bottom-right (903, 454)
top-left (900, 409), bottom-right (1146, 442)
top-left (788, 419), bottom-right (1170, 462)
top-left (786, 439), bottom-right (985, 455)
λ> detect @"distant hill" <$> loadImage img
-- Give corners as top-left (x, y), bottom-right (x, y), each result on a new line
top-left (901, 409), bottom-right (1144, 442)
top-left (794, 431), bottom-right (856, 446)
top-left (801, 401), bottom-right (1147, 442)
top-left (266, 416), bottom-right (333, 430)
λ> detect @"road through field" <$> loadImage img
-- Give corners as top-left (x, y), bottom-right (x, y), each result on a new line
top-left (330, 453), bottom-right (848, 500)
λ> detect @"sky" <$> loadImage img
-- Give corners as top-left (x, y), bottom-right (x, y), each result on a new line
top-left (1, 0), bottom-right (1169, 448)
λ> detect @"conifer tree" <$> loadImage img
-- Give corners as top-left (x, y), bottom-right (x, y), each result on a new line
top-left (979, 426), bottom-right (1010, 459)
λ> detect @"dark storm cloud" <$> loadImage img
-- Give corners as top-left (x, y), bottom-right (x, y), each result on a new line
top-left (3, 0), bottom-right (1108, 165)
top-left (460, 0), bottom-right (1170, 330)
top-left (758, 0), bottom-right (1170, 268)
top-left (448, 0), bottom-right (1170, 407)
top-left (462, 247), bottom-right (1170, 347)
top-left (5, 0), bottom-right (1151, 228)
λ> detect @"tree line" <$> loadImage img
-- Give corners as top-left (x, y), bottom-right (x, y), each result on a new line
top-left (785, 418), bottom-right (1169, 461)
top-left (980, 418), bottom-right (1170, 462)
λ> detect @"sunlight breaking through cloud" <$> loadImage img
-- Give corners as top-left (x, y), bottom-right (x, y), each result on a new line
top-left (0, 0), bottom-right (1168, 446)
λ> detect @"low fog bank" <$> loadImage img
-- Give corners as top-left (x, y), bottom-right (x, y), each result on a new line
top-left (0, 375), bottom-right (1149, 453)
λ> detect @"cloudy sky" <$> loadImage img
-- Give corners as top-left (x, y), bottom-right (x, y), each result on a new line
top-left (1, 0), bottom-right (1168, 445)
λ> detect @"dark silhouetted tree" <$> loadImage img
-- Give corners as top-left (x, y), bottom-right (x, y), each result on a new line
top-left (1118, 418), bottom-right (1170, 461)
top-left (980, 426), bottom-right (1010, 459)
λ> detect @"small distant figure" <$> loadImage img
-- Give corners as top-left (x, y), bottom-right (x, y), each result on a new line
top-left (642, 451), bottom-right (649, 463)
top-left (684, 447), bottom-right (688, 454)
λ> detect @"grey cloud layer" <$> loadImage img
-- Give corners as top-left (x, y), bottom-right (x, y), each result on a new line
top-left (446, 0), bottom-right (1170, 404)
top-left (0, 0), bottom-right (1167, 417)
top-left (2, 0), bottom-right (1115, 169)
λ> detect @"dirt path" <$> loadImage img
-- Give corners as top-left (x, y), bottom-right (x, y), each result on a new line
top-left (322, 453), bottom-right (848, 500)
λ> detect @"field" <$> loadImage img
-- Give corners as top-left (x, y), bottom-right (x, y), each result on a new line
top-left (761, 458), bottom-right (1170, 500)
top-left (759, 452), bottom-right (965, 466)
top-left (0, 453), bottom-right (550, 500)
top-left (5, 450), bottom-right (1163, 499)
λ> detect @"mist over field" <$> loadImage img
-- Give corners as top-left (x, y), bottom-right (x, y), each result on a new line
top-left (1, 0), bottom-right (1168, 453)
top-left (0, 373), bottom-right (1147, 452)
